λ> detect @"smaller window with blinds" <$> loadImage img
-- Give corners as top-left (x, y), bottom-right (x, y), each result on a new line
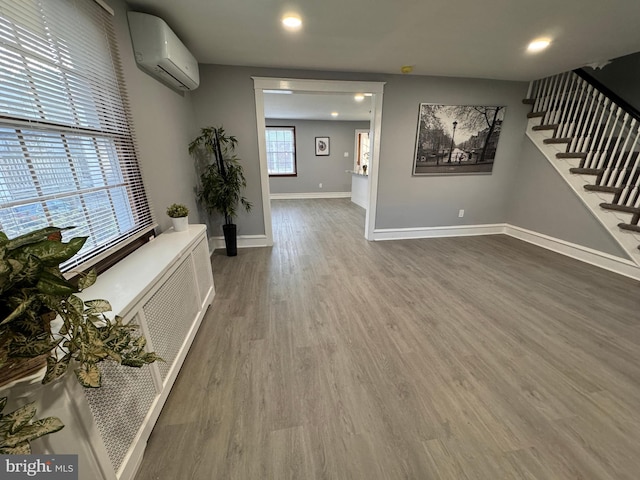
top-left (266, 127), bottom-right (297, 176)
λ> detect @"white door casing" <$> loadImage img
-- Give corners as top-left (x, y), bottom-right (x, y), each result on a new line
top-left (252, 77), bottom-right (385, 243)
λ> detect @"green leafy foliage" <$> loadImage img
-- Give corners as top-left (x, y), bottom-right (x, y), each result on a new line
top-left (189, 126), bottom-right (252, 225)
top-left (3, 401), bottom-right (36, 435)
top-left (166, 203), bottom-right (189, 218)
top-left (0, 396), bottom-right (64, 454)
top-left (36, 270), bottom-right (77, 297)
top-left (3, 227), bottom-right (71, 252)
top-left (74, 363), bottom-right (101, 388)
top-left (0, 296), bottom-right (37, 327)
top-left (0, 226), bottom-right (160, 389)
top-left (43, 355), bottom-right (70, 384)
top-left (76, 269), bottom-right (97, 291)
top-left (16, 237), bottom-right (86, 267)
top-left (7, 333), bottom-right (59, 358)
top-left (83, 299), bottom-right (112, 315)
top-left (42, 303), bottom-right (162, 387)
top-left (67, 295), bottom-right (84, 316)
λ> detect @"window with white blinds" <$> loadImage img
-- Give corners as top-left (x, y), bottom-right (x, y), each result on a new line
top-left (0, 0), bottom-right (154, 271)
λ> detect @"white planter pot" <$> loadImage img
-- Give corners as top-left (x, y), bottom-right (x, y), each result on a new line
top-left (171, 216), bottom-right (188, 232)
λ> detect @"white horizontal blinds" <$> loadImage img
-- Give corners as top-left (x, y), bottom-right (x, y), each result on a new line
top-left (266, 127), bottom-right (295, 174)
top-left (0, 0), bottom-right (154, 271)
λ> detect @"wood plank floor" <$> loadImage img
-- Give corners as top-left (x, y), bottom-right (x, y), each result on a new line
top-left (135, 198), bottom-right (640, 480)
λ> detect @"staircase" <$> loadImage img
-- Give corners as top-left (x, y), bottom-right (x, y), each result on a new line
top-left (524, 69), bottom-right (640, 266)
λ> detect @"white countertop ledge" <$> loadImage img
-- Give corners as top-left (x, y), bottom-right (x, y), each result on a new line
top-left (346, 170), bottom-right (369, 177)
top-left (79, 224), bottom-right (207, 318)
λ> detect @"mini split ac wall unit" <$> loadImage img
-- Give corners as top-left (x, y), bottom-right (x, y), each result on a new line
top-left (127, 11), bottom-right (200, 91)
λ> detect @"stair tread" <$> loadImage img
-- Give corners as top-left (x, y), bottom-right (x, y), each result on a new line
top-left (601, 203), bottom-right (640, 214)
top-left (570, 168), bottom-right (602, 175)
top-left (557, 152), bottom-right (587, 159)
top-left (532, 124), bottom-right (559, 131)
top-left (522, 98), bottom-right (535, 105)
top-left (618, 223), bottom-right (640, 233)
top-left (584, 185), bottom-right (623, 193)
top-left (529, 105), bottom-right (639, 242)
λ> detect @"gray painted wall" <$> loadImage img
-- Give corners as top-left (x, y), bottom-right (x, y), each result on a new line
top-left (189, 66), bottom-right (265, 237)
top-left (105, 23), bottom-right (626, 261)
top-left (375, 75), bottom-right (529, 229)
top-left (586, 52), bottom-right (640, 112)
top-left (191, 64), bottom-right (531, 235)
top-left (507, 137), bottom-right (629, 258)
top-left (267, 119), bottom-right (370, 194)
top-left (113, 0), bottom-right (199, 233)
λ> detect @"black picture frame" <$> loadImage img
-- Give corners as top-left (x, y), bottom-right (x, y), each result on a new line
top-left (413, 104), bottom-right (506, 175)
top-left (315, 136), bottom-right (330, 156)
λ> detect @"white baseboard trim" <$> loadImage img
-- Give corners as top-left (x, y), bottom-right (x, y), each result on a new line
top-left (372, 223), bottom-right (507, 241)
top-left (525, 128), bottom-right (640, 265)
top-left (504, 225), bottom-right (640, 281)
top-left (270, 192), bottom-right (351, 200)
top-left (206, 223), bottom-right (640, 280)
top-left (371, 222), bottom-right (640, 281)
top-left (209, 234), bottom-right (269, 252)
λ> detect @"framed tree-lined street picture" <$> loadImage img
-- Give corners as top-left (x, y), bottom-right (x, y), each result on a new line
top-left (413, 104), bottom-right (506, 175)
top-left (315, 137), bottom-right (330, 156)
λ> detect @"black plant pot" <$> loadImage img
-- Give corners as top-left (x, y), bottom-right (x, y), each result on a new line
top-left (223, 223), bottom-right (237, 257)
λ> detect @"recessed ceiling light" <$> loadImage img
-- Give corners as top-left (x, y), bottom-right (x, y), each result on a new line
top-left (331, 112), bottom-right (339, 117)
top-left (527, 38), bottom-right (551, 53)
top-left (354, 94), bottom-right (365, 102)
top-left (364, 93), bottom-right (373, 97)
top-left (282, 15), bottom-right (302, 30)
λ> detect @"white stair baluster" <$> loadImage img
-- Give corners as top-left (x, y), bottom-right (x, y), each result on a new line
top-left (583, 93), bottom-right (607, 167)
top-left (550, 72), bottom-right (572, 125)
top-left (564, 78), bottom-right (587, 140)
top-left (571, 85), bottom-right (595, 150)
top-left (543, 74), bottom-right (562, 124)
top-left (603, 115), bottom-right (633, 188)
top-left (616, 126), bottom-right (640, 206)
top-left (594, 101), bottom-right (619, 170)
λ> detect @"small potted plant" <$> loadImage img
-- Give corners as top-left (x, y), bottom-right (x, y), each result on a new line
top-left (166, 203), bottom-right (189, 232)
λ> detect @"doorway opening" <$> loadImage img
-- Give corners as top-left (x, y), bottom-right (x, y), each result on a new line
top-left (252, 78), bottom-right (385, 246)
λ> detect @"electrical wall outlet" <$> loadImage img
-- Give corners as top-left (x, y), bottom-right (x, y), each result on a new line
top-left (344, 152), bottom-right (349, 157)
top-left (319, 183), bottom-right (323, 188)
top-left (458, 209), bottom-right (464, 218)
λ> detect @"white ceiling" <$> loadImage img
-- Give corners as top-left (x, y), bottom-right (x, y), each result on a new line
top-left (126, 0), bottom-right (640, 82)
top-left (264, 92), bottom-right (372, 121)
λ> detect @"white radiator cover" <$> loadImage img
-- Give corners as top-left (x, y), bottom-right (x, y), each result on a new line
top-left (8, 225), bottom-right (214, 480)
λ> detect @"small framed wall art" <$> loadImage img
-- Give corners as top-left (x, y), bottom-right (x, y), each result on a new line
top-left (315, 136), bottom-right (330, 156)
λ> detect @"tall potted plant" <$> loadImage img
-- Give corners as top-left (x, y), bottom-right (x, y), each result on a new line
top-left (189, 126), bottom-right (252, 256)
